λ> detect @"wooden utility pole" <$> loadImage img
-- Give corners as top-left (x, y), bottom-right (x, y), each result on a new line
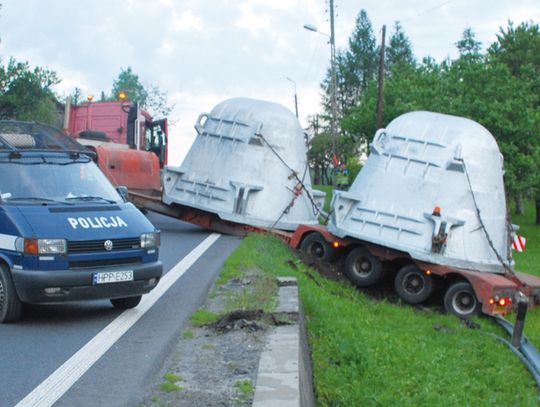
top-left (329, 0), bottom-right (338, 187)
top-left (376, 25), bottom-right (386, 129)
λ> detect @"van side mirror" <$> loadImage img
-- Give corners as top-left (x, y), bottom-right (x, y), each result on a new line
top-left (116, 186), bottom-right (129, 202)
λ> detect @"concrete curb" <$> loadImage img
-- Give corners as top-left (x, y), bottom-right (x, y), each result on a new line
top-left (252, 277), bottom-right (315, 407)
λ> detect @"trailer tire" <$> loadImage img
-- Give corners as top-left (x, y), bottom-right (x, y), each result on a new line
top-left (300, 233), bottom-right (336, 262)
top-left (444, 282), bottom-right (480, 318)
top-left (110, 295), bottom-right (142, 309)
top-left (394, 264), bottom-right (433, 304)
top-left (343, 247), bottom-right (383, 287)
top-left (0, 264), bottom-right (22, 323)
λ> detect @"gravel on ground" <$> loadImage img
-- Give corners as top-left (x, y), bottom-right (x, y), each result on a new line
top-left (140, 271), bottom-right (274, 407)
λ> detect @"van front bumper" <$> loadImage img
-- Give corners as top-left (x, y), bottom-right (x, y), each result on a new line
top-left (11, 261), bottom-right (163, 303)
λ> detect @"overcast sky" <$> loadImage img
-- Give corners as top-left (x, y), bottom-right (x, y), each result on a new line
top-left (1, 0), bottom-right (539, 164)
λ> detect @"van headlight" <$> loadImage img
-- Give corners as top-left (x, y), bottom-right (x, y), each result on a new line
top-left (140, 232), bottom-right (160, 249)
top-left (16, 238), bottom-right (67, 254)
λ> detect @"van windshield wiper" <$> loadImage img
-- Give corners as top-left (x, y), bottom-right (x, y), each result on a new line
top-left (65, 195), bottom-right (117, 204)
top-left (5, 196), bottom-right (72, 205)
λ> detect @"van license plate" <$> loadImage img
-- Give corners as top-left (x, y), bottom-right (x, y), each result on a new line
top-left (93, 270), bottom-right (134, 285)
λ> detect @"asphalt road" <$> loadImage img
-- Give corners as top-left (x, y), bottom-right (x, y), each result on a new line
top-left (0, 212), bottom-right (241, 407)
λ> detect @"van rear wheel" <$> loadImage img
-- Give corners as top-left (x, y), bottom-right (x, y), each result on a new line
top-left (0, 264), bottom-right (22, 323)
top-left (110, 295), bottom-right (142, 309)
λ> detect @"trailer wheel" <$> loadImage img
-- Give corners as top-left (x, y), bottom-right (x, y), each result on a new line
top-left (0, 264), bottom-right (22, 323)
top-left (394, 264), bottom-right (433, 304)
top-left (110, 295), bottom-right (142, 309)
top-left (444, 282), bottom-right (480, 318)
top-left (300, 233), bottom-right (336, 262)
top-left (343, 247), bottom-right (383, 287)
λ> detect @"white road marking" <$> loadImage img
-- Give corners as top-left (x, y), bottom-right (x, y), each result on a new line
top-left (15, 232), bottom-right (221, 407)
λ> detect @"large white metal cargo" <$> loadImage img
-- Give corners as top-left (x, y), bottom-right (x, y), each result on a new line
top-left (162, 98), bottom-right (324, 231)
top-left (329, 111), bottom-right (512, 273)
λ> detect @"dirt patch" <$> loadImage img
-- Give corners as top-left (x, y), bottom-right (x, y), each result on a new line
top-left (140, 271), bottom-right (278, 407)
top-left (294, 251), bottom-right (345, 282)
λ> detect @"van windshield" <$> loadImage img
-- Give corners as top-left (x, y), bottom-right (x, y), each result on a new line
top-left (0, 157), bottom-right (122, 204)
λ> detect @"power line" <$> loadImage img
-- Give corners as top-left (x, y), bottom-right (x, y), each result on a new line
top-left (402, 0), bottom-right (457, 23)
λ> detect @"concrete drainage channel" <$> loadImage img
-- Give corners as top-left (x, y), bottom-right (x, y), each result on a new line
top-left (252, 277), bottom-right (316, 407)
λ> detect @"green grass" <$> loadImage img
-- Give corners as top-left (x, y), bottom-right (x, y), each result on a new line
top-left (511, 201), bottom-right (540, 349)
top-left (512, 202), bottom-right (540, 277)
top-left (163, 372), bottom-right (183, 383)
top-left (181, 329), bottom-right (194, 338)
top-left (149, 395), bottom-right (167, 407)
top-left (214, 257), bottom-right (246, 287)
top-left (158, 372), bottom-right (184, 393)
top-left (158, 382), bottom-right (183, 393)
top-left (224, 232), bottom-right (540, 406)
top-left (190, 309), bottom-right (219, 327)
top-left (234, 379), bottom-right (254, 403)
top-left (224, 272), bottom-right (277, 313)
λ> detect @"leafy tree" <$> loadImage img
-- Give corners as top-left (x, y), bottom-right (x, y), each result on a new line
top-left (345, 156), bottom-right (362, 185)
top-left (320, 9), bottom-right (378, 127)
top-left (314, 9), bottom-right (378, 182)
top-left (489, 21), bottom-right (540, 79)
top-left (145, 84), bottom-right (174, 118)
top-left (70, 87), bottom-right (82, 105)
top-left (456, 27), bottom-right (482, 59)
top-left (111, 66), bottom-right (148, 106)
top-left (308, 132), bottom-right (333, 186)
top-left (488, 21), bottom-right (540, 222)
top-left (0, 57), bottom-right (60, 124)
top-left (347, 10), bottom-right (379, 95)
top-left (386, 21), bottom-right (415, 69)
top-left (342, 57), bottom-right (446, 151)
top-left (111, 66), bottom-right (173, 118)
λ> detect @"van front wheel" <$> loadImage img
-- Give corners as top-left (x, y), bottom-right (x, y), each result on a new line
top-left (0, 264), bottom-right (22, 323)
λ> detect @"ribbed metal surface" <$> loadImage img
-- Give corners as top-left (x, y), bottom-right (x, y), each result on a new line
top-left (67, 237), bottom-right (140, 253)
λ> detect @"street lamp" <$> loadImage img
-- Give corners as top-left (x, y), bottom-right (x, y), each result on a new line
top-left (286, 77), bottom-right (299, 118)
top-left (304, 19), bottom-right (338, 186)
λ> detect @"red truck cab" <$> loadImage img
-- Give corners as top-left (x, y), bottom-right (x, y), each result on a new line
top-left (63, 100), bottom-right (168, 194)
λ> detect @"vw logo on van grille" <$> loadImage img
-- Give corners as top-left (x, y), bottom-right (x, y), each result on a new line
top-left (104, 240), bottom-right (114, 251)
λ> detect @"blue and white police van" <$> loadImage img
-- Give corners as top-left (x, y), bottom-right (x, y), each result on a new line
top-left (0, 121), bottom-right (163, 322)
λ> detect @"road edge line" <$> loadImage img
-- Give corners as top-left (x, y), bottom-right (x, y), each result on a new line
top-left (15, 233), bottom-right (221, 407)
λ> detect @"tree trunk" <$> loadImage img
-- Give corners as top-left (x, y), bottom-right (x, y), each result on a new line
top-left (514, 194), bottom-right (524, 215)
top-left (536, 198), bottom-right (540, 225)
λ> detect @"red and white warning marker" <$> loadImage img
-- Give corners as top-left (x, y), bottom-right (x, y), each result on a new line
top-left (512, 234), bottom-right (526, 252)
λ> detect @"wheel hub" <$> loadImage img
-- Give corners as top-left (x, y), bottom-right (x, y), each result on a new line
top-left (453, 292), bottom-right (476, 314)
top-left (311, 243), bottom-right (324, 256)
top-left (404, 273), bottom-right (424, 293)
top-left (355, 258), bottom-right (372, 276)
